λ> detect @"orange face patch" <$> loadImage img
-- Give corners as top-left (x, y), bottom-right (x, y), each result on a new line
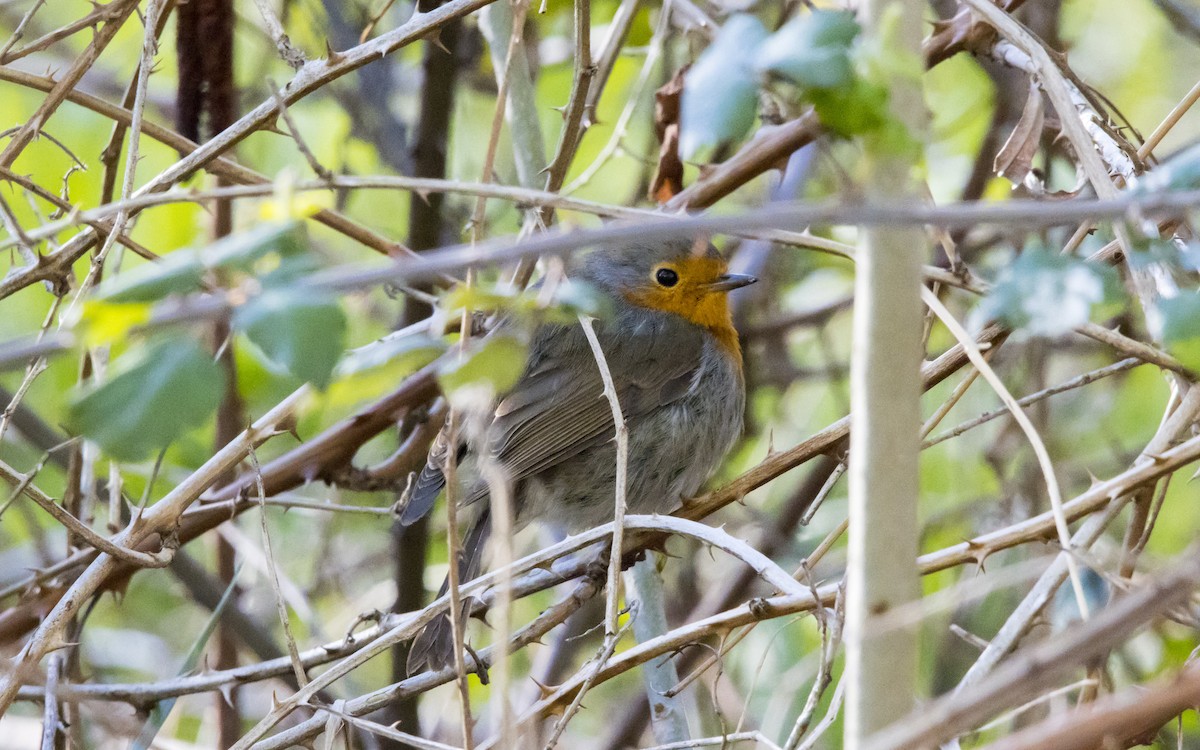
top-left (621, 255), bottom-right (741, 357)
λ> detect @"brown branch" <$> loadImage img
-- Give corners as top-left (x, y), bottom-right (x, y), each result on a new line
top-left (667, 112), bottom-right (822, 210)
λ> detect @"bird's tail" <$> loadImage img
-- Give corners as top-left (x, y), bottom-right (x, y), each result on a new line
top-left (407, 509), bottom-right (493, 673)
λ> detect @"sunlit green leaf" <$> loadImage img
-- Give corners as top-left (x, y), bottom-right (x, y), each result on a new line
top-left (68, 338), bottom-right (225, 461)
top-left (78, 300), bottom-right (153, 347)
top-left (807, 76), bottom-right (890, 137)
top-left (233, 288), bottom-right (347, 389)
top-left (437, 334), bottom-right (528, 409)
top-left (973, 249), bottom-right (1118, 337)
top-left (541, 278), bottom-right (611, 322)
top-left (441, 278), bottom-right (611, 325)
top-left (756, 10), bottom-right (859, 90)
top-left (205, 221), bottom-right (305, 268)
top-left (680, 14), bottom-right (768, 161)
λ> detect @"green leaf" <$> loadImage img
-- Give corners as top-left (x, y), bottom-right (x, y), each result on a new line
top-left (68, 338), bottom-right (225, 461)
top-left (437, 334), bottom-right (528, 409)
top-left (807, 76), bottom-right (890, 137)
top-left (542, 279), bottom-right (611, 323)
top-left (680, 14), bottom-right (768, 161)
top-left (95, 222), bottom-right (304, 304)
top-left (337, 333), bottom-right (446, 377)
top-left (96, 250), bottom-right (206, 303)
top-left (233, 289), bottom-right (347, 389)
top-left (440, 278), bottom-right (611, 325)
top-left (78, 300), bottom-right (153, 347)
top-left (1158, 293), bottom-right (1200, 372)
top-left (204, 221), bottom-right (305, 270)
top-left (973, 248), bottom-right (1118, 337)
top-left (132, 565), bottom-right (243, 750)
top-left (756, 10), bottom-right (859, 90)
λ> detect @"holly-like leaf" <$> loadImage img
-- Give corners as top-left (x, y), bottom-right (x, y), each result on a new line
top-left (974, 249), bottom-right (1118, 337)
top-left (679, 14), bottom-right (768, 161)
top-left (543, 279), bottom-right (611, 322)
top-left (68, 338), bottom-right (225, 461)
top-left (437, 334), bottom-right (528, 410)
top-left (233, 288), bottom-right (347, 389)
top-left (95, 250), bottom-right (206, 304)
top-left (756, 10), bottom-right (859, 90)
top-left (205, 221), bottom-right (305, 269)
top-left (439, 278), bottom-right (609, 324)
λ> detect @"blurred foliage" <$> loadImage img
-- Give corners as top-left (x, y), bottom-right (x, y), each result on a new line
top-left (2, 0), bottom-right (1200, 748)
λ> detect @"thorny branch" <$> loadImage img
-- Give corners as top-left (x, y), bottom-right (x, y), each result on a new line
top-left (3, 0), bottom-right (1200, 747)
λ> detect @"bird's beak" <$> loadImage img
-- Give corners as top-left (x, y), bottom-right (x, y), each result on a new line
top-left (707, 273), bottom-right (758, 292)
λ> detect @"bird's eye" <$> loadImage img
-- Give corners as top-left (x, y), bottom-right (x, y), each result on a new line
top-left (655, 268), bottom-right (679, 287)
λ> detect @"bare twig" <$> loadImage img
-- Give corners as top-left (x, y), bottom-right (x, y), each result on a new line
top-left (921, 288), bottom-right (1091, 619)
top-left (0, 386), bottom-right (311, 714)
top-left (0, 0), bottom-right (45, 60)
top-left (867, 547), bottom-right (1200, 750)
top-left (250, 448), bottom-right (308, 687)
top-left (250, 0), bottom-right (307, 68)
top-left (0, 0), bottom-right (140, 166)
top-left (979, 661), bottom-right (1200, 750)
top-left (0, 459), bottom-right (173, 568)
top-left (923, 358), bottom-right (1142, 448)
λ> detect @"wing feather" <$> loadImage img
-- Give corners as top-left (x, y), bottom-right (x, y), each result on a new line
top-left (401, 313), bottom-right (705, 521)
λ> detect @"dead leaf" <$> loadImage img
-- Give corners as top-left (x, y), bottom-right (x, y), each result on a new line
top-left (649, 66), bottom-right (688, 204)
top-left (651, 125), bottom-right (684, 203)
top-left (994, 82), bottom-right (1045, 185)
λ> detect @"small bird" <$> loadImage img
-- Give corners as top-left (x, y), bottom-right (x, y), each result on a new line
top-left (400, 236), bottom-right (756, 670)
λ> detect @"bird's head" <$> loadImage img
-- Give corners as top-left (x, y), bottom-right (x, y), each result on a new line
top-left (576, 237), bottom-right (757, 354)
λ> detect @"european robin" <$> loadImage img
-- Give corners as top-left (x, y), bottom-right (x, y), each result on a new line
top-left (401, 236), bottom-right (756, 670)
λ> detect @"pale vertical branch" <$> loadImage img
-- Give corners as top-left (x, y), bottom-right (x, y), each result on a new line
top-left (39, 653), bottom-right (61, 750)
top-left (844, 0), bottom-right (927, 746)
top-left (626, 557), bottom-right (690, 745)
top-left (479, 0), bottom-right (544, 189)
